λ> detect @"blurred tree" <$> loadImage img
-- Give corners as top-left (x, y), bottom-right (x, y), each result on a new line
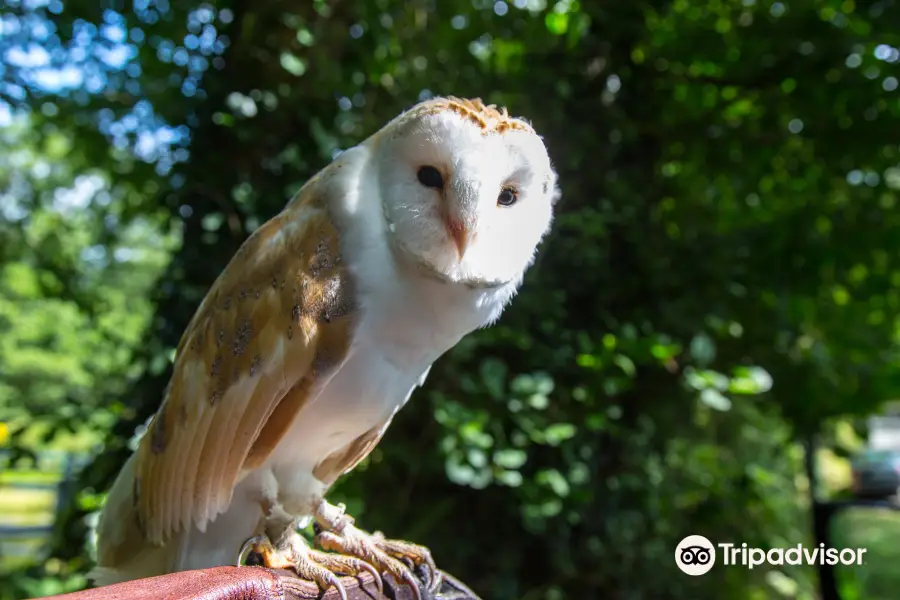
top-left (3, 0), bottom-right (900, 599)
top-left (0, 116), bottom-right (174, 460)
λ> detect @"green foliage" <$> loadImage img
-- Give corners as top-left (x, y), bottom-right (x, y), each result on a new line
top-left (0, 111), bottom-right (174, 598)
top-left (0, 117), bottom-right (175, 461)
top-left (832, 508), bottom-right (900, 600)
top-left (3, 0), bottom-right (900, 598)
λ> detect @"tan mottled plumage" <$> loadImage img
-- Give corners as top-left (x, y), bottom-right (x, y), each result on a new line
top-left (99, 179), bottom-right (359, 567)
top-left (139, 202), bottom-right (355, 543)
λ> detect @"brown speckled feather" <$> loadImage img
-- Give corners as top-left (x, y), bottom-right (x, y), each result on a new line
top-left (132, 185), bottom-right (358, 546)
top-left (402, 96), bottom-right (535, 135)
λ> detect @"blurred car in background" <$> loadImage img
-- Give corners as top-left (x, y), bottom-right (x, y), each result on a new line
top-left (851, 449), bottom-right (900, 500)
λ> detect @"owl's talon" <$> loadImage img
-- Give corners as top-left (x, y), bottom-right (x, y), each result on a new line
top-left (417, 560), bottom-right (440, 594)
top-left (237, 533), bottom-right (386, 600)
top-left (317, 571), bottom-right (348, 600)
top-left (394, 565), bottom-right (424, 600)
top-left (237, 535), bottom-right (272, 567)
top-left (313, 522), bottom-right (440, 600)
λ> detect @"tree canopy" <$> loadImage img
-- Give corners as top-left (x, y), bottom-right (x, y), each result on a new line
top-left (3, 0), bottom-right (900, 598)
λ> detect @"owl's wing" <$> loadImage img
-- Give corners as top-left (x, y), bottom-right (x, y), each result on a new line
top-left (133, 182), bottom-right (358, 545)
top-left (310, 366), bottom-right (431, 487)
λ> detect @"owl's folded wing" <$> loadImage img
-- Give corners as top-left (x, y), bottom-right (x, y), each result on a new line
top-left (133, 187), bottom-right (358, 546)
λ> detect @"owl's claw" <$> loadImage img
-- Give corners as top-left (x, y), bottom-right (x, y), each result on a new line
top-left (237, 533), bottom-right (382, 600)
top-left (313, 501), bottom-right (441, 600)
top-left (371, 530), bottom-right (441, 594)
top-left (237, 535), bottom-right (269, 568)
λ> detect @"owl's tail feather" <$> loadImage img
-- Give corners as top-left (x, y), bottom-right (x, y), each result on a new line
top-left (88, 453), bottom-right (175, 587)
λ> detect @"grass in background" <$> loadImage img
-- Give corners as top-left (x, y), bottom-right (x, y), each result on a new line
top-left (832, 507), bottom-right (900, 600)
top-left (0, 451), bottom-right (73, 576)
top-left (0, 487), bottom-right (55, 526)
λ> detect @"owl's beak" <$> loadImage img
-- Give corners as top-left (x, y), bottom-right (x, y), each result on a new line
top-left (444, 217), bottom-right (471, 261)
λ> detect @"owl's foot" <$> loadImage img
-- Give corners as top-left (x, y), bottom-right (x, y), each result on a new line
top-left (237, 533), bottom-right (382, 600)
top-left (313, 500), bottom-right (441, 600)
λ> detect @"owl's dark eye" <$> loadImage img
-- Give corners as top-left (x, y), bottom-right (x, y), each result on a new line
top-left (497, 187), bottom-right (518, 207)
top-left (417, 166), bottom-right (444, 189)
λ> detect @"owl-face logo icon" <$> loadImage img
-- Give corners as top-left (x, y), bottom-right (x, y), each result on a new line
top-left (675, 535), bottom-right (716, 575)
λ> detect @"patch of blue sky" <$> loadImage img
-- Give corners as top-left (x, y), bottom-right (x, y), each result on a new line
top-left (0, 3), bottom-right (237, 175)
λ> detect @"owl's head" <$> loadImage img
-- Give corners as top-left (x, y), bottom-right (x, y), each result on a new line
top-left (371, 97), bottom-right (559, 288)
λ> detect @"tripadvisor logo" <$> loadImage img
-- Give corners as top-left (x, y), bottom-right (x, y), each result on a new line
top-left (675, 536), bottom-right (867, 575)
top-left (675, 535), bottom-right (716, 576)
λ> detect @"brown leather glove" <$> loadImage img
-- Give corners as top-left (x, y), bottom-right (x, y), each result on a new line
top-left (30, 566), bottom-right (482, 600)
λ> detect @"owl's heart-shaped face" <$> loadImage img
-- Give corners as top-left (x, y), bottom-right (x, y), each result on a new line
top-left (373, 97), bottom-right (559, 288)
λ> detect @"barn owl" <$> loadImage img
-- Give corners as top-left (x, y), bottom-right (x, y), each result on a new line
top-left (90, 97), bottom-right (559, 600)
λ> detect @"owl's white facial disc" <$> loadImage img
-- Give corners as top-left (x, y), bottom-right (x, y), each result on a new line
top-left (374, 97), bottom-right (559, 288)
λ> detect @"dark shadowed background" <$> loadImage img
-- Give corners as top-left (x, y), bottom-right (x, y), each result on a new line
top-left (3, 0), bottom-right (900, 598)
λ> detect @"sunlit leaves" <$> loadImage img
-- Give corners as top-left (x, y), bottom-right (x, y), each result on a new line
top-left (544, 11), bottom-right (568, 35)
top-left (279, 52), bottom-right (307, 77)
top-left (730, 366), bottom-right (774, 395)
